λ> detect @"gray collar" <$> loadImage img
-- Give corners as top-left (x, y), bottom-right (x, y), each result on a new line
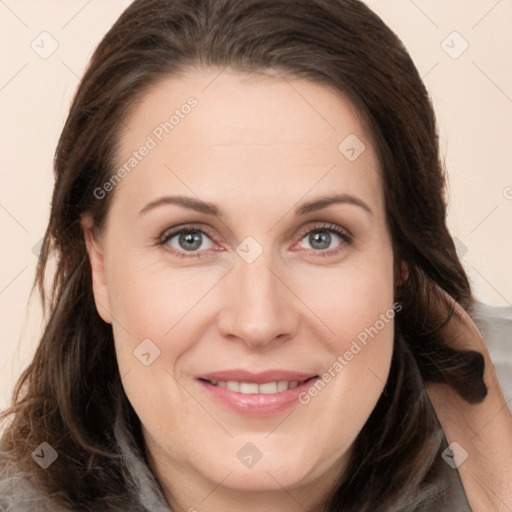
top-left (113, 406), bottom-right (173, 512)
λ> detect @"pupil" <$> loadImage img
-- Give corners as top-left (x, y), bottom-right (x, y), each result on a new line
top-left (180, 232), bottom-right (202, 251)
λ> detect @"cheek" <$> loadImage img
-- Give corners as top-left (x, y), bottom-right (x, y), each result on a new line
top-left (105, 257), bottom-right (226, 377)
top-left (305, 275), bottom-right (395, 387)
top-left (296, 244), bottom-right (396, 431)
top-left (299, 247), bottom-right (395, 352)
top-left (106, 253), bottom-right (204, 328)
top-left (299, 304), bottom-right (395, 471)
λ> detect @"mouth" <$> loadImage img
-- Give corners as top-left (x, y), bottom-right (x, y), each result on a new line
top-left (196, 370), bottom-right (320, 416)
top-left (198, 376), bottom-right (318, 394)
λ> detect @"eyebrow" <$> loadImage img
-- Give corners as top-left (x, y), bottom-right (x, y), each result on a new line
top-left (138, 193), bottom-right (372, 218)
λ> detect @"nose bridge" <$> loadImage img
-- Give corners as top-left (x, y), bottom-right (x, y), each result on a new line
top-left (217, 248), bottom-right (297, 347)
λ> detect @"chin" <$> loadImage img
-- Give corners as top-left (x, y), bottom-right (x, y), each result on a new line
top-left (197, 444), bottom-right (323, 492)
top-left (215, 464), bottom-right (312, 492)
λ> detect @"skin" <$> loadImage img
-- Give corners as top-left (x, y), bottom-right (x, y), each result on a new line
top-left (82, 67), bottom-right (396, 512)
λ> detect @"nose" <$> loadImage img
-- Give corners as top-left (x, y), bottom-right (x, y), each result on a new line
top-left (217, 254), bottom-right (299, 350)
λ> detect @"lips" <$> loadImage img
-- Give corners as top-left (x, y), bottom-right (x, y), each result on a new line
top-left (196, 369), bottom-right (319, 416)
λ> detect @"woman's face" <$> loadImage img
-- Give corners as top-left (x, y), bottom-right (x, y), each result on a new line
top-left (83, 67), bottom-right (396, 508)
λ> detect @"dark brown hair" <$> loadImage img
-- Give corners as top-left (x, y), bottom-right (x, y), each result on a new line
top-left (0, 0), bottom-right (486, 510)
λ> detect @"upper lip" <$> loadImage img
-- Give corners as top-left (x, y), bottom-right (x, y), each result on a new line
top-left (197, 369), bottom-right (318, 384)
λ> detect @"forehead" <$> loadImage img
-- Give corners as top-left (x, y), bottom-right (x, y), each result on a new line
top-left (112, 67), bottom-right (383, 217)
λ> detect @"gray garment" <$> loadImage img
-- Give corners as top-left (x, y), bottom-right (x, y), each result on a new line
top-left (469, 300), bottom-right (512, 412)
top-left (1, 300), bottom-right (510, 511)
top-left (113, 409), bottom-right (173, 512)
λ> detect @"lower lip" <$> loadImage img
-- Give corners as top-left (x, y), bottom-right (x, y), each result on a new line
top-left (197, 378), bottom-right (319, 416)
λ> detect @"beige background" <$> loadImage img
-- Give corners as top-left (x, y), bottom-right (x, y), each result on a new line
top-left (1, 0), bottom-right (511, 415)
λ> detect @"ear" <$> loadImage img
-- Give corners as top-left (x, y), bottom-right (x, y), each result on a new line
top-left (81, 213), bottom-right (112, 324)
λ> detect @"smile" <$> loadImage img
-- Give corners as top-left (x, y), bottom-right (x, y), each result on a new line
top-left (196, 371), bottom-right (319, 416)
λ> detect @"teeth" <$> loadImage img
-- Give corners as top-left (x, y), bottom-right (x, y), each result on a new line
top-left (226, 381), bottom-right (240, 392)
top-left (259, 382), bottom-right (278, 394)
top-left (240, 382), bottom-right (259, 394)
top-left (277, 381), bottom-right (289, 392)
top-left (209, 379), bottom-right (307, 394)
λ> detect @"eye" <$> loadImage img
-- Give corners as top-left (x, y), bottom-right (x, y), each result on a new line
top-left (158, 225), bottom-right (217, 259)
top-left (294, 223), bottom-right (352, 257)
top-left (157, 222), bottom-right (352, 259)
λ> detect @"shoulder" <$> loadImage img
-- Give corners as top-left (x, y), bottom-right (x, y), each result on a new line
top-left (469, 299), bottom-right (512, 411)
top-left (469, 299), bottom-right (512, 338)
top-left (426, 459), bottom-right (472, 511)
top-left (0, 464), bottom-right (70, 512)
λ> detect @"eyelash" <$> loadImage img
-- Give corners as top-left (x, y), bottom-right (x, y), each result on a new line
top-left (156, 222), bottom-right (353, 259)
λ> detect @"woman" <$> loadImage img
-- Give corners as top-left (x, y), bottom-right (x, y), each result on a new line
top-left (1, 0), bottom-right (510, 511)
